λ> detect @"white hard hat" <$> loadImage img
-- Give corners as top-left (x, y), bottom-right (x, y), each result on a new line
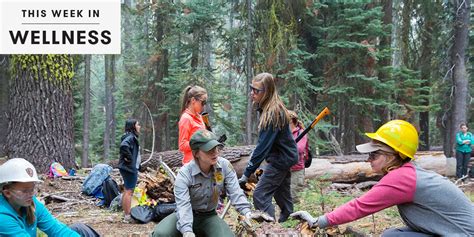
top-left (0, 158), bottom-right (42, 185)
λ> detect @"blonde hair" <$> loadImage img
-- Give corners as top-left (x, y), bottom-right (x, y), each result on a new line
top-left (253, 73), bottom-right (290, 130)
top-left (379, 150), bottom-right (410, 175)
top-left (2, 183), bottom-right (36, 225)
top-left (180, 86), bottom-right (207, 113)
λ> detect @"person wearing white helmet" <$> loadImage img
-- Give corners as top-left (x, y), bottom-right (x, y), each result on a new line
top-left (0, 158), bottom-right (81, 237)
top-left (291, 120), bottom-right (474, 236)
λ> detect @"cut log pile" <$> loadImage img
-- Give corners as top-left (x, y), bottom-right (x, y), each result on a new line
top-left (138, 167), bottom-right (175, 203)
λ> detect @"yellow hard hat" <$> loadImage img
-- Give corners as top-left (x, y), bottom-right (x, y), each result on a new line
top-left (365, 120), bottom-right (419, 160)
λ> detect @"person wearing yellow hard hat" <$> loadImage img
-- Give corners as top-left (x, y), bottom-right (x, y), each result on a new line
top-left (0, 158), bottom-right (99, 237)
top-left (291, 120), bottom-right (474, 236)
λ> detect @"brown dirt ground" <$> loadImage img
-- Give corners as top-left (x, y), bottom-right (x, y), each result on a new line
top-left (31, 170), bottom-right (474, 237)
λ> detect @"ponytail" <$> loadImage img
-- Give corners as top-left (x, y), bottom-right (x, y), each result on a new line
top-left (180, 85), bottom-right (207, 113)
top-left (180, 86), bottom-right (193, 113)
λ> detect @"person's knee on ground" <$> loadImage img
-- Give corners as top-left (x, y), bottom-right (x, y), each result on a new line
top-left (69, 223), bottom-right (100, 237)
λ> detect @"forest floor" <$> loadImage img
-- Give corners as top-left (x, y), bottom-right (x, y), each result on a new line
top-left (0, 157), bottom-right (472, 236)
top-left (35, 168), bottom-right (474, 237)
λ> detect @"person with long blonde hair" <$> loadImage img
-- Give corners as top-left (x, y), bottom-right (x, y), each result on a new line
top-left (238, 72), bottom-right (298, 223)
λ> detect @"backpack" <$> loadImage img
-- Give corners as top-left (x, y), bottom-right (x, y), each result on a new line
top-left (82, 164), bottom-right (113, 195)
top-left (101, 176), bottom-right (120, 208)
top-left (48, 162), bottom-right (69, 178)
top-left (130, 205), bottom-right (155, 224)
top-left (304, 145), bottom-right (313, 168)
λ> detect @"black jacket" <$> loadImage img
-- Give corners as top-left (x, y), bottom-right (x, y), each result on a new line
top-left (118, 132), bottom-right (139, 173)
top-left (243, 119), bottom-right (298, 178)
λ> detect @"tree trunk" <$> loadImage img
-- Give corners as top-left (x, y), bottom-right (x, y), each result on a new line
top-left (152, 3), bottom-right (170, 152)
top-left (245, 0), bottom-right (254, 145)
top-left (137, 148), bottom-right (452, 183)
top-left (448, 0), bottom-right (470, 157)
top-left (0, 55), bottom-right (9, 157)
top-left (82, 55), bottom-right (91, 168)
top-left (104, 55), bottom-right (116, 161)
top-left (391, 0), bottom-right (402, 69)
top-left (418, 3), bottom-right (436, 151)
top-left (400, 0), bottom-right (412, 67)
top-left (5, 55), bottom-right (75, 172)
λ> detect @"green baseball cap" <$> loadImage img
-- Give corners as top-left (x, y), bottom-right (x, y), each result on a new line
top-left (190, 129), bottom-right (223, 152)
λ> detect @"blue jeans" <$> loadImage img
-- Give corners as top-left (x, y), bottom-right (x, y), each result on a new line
top-left (455, 151), bottom-right (471, 178)
top-left (253, 163), bottom-right (293, 222)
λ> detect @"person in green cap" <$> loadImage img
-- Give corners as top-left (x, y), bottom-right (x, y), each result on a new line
top-left (151, 129), bottom-right (273, 237)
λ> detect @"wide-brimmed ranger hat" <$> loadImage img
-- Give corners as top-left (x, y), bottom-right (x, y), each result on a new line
top-left (190, 129), bottom-right (223, 152)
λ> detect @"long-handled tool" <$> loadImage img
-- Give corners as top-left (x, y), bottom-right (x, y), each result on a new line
top-left (201, 112), bottom-right (212, 132)
top-left (295, 107), bottom-right (330, 143)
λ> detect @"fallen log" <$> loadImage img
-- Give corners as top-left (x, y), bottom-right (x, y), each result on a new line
top-left (113, 148), bottom-right (453, 184)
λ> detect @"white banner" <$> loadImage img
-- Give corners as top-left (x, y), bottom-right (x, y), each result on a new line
top-left (0, 0), bottom-right (120, 54)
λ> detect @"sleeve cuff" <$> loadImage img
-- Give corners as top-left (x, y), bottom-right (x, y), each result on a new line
top-left (318, 215), bottom-right (329, 228)
top-left (241, 208), bottom-right (251, 216)
top-left (180, 227), bottom-right (193, 234)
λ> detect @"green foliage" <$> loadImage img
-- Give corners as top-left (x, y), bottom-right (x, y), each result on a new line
top-left (69, 0), bottom-right (466, 160)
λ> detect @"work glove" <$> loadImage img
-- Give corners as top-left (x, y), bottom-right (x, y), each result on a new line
top-left (290, 211), bottom-right (319, 228)
top-left (245, 211), bottom-right (275, 223)
top-left (238, 175), bottom-right (248, 185)
top-left (239, 174), bottom-right (249, 189)
top-left (182, 232), bottom-right (195, 237)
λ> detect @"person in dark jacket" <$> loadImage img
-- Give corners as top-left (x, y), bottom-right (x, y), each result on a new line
top-left (118, 119), bottom-right (141, 223)
top-left (238, 72), bottom-right (298, 223)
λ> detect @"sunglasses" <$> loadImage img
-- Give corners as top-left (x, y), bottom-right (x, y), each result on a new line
top-left (367, 151), bottom-right (385, 161)
top-left (194, 97), bottom-right (207, 106)
top-left (249, 85), bottom-right (265, 94)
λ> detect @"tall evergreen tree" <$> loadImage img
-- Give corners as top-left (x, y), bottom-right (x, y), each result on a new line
top-left (5, 55), bottom-right (75, 171)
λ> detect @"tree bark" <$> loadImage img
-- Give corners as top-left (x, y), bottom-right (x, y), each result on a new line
top-left (5, 55), bottom-right (75, 172)
top-left (400, 0), bottom-right (412, 67)
top-left (82, 55), bottom-right (91, 168)
top-left (418, 3), bottom-right (436, 151)
top-left (0, 55), bottom-right (9, 157)
top-left (104, 55), bottom-right (116, 161)
top-left (448, 0), bottom-right (470, 157)
top-left (245, 0), bottom-right (254, 145)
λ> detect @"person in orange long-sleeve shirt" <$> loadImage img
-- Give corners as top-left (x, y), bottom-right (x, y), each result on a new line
top-left (179, 85), bottom-right (208, 164)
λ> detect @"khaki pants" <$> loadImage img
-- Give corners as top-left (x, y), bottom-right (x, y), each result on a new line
top-left (290, 169), bottom-right (305, 203)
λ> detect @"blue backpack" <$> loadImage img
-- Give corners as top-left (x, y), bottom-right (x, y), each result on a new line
top-left (82, 164), bottom-right (113, 195)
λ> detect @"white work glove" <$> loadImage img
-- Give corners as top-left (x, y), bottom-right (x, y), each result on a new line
top-left (290, 211), bottom-right (319, 228)
top-left (238, 175), bottom-right (248, 185)
top-left (182, 232), bottom-right (195, 237)
top-left (245, 211), bottom-right (275, 223)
